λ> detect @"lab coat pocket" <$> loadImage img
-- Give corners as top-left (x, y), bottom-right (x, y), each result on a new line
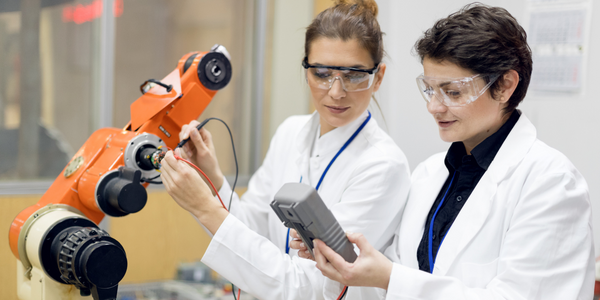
top-left (461, 258), bottom-right (499, 288)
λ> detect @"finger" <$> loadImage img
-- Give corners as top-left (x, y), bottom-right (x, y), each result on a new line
top-left (315, 239), bottom-right (350, 270)
top-left (290, 229), bottom-right (299, 239)
top-left (314, 240), bottom-right (329, 266)
top-left (163, 151), bottom-right (191, 177)
top-left (162, 151), bottom-right (177, 169)
top-left (175, 159), bottom-right (198, 178)
top-left (160, 158), bottom-right (177, 192)
top-left (190, 128), bottom-right (205, 147)
top-left (181, 142), bottom-right (195, 159)
top-left (301, 244), bottom-right (309, 252)
top-left (198, 128), bottom-right (213, 144)
top-left (188, 128), bottom-right (210, 155)
top-left (314, 240), bottom-right (343, 282)
top-left (347, 232), bottom-right (370, 252)
top-left (189, 120), bottom-right (201, 128)
top-left (300, 249), bottom-right (315, 261)
top-left (289, 239), bottom-right (305, 251)
top-left (179, 124), bottom-right (189, 141)
top-left (300, 243), bottom-right (308, 252)
top-left (174, 147), bottom-right (182, 158)
top-left (298, 249), bottom-right (310, 259)
top-left (180, 120), bottom-right (200, 141)
top-left (160, 166), bottom-right (172, 187)
top-left (177, 147), bottom-right (194, 162)
top-left (178, 148), bottom-right (188, 160)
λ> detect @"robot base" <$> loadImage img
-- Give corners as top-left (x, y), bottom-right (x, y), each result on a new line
top-left (17, 261), bottom-right (88, 300)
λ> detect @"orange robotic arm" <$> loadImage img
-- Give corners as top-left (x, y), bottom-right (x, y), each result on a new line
top-left (8, 45), bottom-right (232, 300)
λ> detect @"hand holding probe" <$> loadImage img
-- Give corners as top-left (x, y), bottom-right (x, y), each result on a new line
top-left (176, 118), bottom-right (214, 149)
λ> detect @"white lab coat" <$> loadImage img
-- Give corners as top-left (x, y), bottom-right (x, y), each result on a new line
top-left (201, 110), bottom-right (411, 300)
top-left (383, 112), bottom-right (595, 299)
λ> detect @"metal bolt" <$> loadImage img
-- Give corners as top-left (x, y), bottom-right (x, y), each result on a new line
top-left (99, 173), bottom-right (102, 176)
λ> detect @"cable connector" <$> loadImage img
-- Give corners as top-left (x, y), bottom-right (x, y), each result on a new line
top-left (148, 146), bottom-right (167, 170)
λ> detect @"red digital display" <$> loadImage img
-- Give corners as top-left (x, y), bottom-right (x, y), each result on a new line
top-left (62, 0), bottom-right (123, 24)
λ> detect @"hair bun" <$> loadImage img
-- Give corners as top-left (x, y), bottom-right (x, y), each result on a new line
top-left (334, 0), bottom-right (378, 17)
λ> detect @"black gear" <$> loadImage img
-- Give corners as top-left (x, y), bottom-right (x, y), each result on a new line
top-left (50, 226), bottom-right (127, 299)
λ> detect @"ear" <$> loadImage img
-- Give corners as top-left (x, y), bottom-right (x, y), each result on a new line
top-left (372, 63), bottom-right (386, 93)
top-left (498, 70), bottom-right (519, 104)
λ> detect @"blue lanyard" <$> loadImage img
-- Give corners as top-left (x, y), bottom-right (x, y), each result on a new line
top-left (285, 111), bottom-right (372, 254)
top-left (428, 171), bottom-right (457, 273)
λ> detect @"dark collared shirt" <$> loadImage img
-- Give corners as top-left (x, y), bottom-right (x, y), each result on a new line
top-left (417, 111), bottom-right (520, 273)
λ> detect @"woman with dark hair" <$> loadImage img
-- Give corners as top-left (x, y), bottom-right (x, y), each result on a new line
top-left (160, 0), bottom-right (410, 299)
top-left (306, 3), bottom-right (594, 299)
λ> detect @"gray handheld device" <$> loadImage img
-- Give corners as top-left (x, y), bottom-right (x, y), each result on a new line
top-left (270, 183), bottom-right (357, 262)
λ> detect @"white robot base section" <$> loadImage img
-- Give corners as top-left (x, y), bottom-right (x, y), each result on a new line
top-left (16, 205), bottom-right (121, 300)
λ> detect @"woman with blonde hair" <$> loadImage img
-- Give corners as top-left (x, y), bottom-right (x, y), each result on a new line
top-left (160, 1), bottom-right (411, 299)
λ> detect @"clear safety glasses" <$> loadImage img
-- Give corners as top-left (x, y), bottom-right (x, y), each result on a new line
top-left (416, 73), bottom-right (501, 107)
top-left (302, 57), bottom-right (379, 92)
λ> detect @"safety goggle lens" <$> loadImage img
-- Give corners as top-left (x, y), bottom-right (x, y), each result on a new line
top-left (306, 68), bottom-right (374, 92)
top-left (416, 74), bottom-right (499, 107)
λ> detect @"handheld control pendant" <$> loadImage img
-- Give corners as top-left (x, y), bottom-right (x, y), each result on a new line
top-left (270, 183), bottom-right (357, 263)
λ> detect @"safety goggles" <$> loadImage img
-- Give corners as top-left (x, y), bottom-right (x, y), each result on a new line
top-left (302, 57), bottom-right (379, 92)
top-left (416, 73), bottom-right (501, 107)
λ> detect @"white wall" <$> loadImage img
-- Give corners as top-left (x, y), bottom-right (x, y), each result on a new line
top-left (376, 0), bottom-right (600, 255)
top-left (269, 0), bottom-right (313, 138)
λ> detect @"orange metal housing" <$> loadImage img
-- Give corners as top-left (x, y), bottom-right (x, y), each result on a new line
top-left (9, 51), bottom-right (223, 260)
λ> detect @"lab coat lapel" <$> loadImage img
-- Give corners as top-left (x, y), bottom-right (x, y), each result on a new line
top-left (433, 173), bottom-right (496, 275)
top-left (295, 112), bottom-right (320, 183)
top-left (400, 156), bottom-right (448, 268)
top-left (486, 112), bottom-right (537, 183)
top-left (433, 112), bottom-right (537, 275)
